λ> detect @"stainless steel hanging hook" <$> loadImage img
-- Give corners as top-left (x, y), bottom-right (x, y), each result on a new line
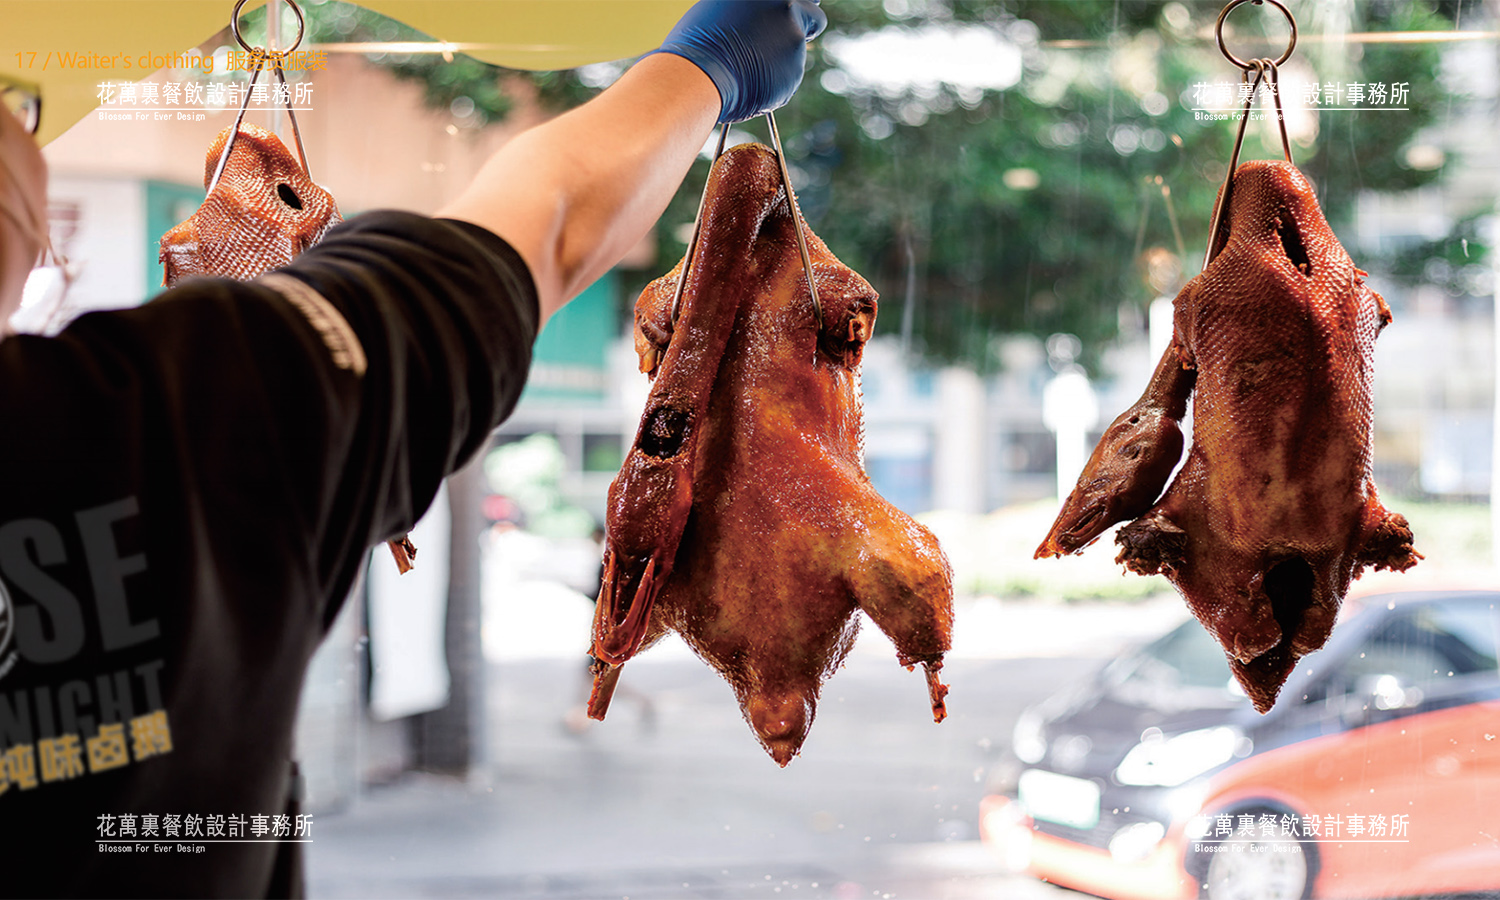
top-left (208, 0), bottom-right (312, 196)
top-left (1202, 0), bottom-right (1301, 270)
top-left (668, 113), bottom-right (822, 335)
top-left (764, 110), bottom-right (823, 333)
top-left (1215, 0), bottom-right (1297, 70)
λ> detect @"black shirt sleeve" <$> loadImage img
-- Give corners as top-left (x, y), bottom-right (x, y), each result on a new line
top-left (253, 211), bottom-right (540, 616)
top-left (0, 211), bottom-right (536, 896)
top-left (256, 210), bottom-right (540, 620)
top-left (31, 210), bottom-right (537, 628)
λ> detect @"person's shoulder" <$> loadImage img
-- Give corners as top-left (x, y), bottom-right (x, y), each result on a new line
top-left (289, 210), bottom-right (540, 334)
top-left (316, 209), bottom-right (516, 261)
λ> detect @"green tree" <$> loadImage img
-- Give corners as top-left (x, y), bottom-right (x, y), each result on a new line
top-left (742, 0), bottom-right (1453, 372)
top-left (236, 0), bottom-right (600, 123)
top-left (250, 0), bottom-right (1460, 373)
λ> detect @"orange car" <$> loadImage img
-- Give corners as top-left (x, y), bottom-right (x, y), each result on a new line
top-left (979, 589), bottom-right (1500, 899)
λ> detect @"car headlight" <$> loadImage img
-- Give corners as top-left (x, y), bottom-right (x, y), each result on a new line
top-left (1012, 709), bottom-right (1047, 764)
top-left (1108, 821), bottom-right (1166, 863)
top-left (1114, 726), bottom-right (1246, 787)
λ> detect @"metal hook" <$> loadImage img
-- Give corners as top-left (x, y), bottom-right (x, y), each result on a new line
top-left (1215, 0), bottom-right (1297, 70)
top-left (1202, 59), bottom-right (1267, 270)
top-left (668, 113), bottom-right (822, 335)
top-left (1202, 0), bottom-right (1300, 270)
top-left (764, 111), bottom-right (823, 334)
top-left (669, 125), bottom-right (729, 324)
top-left (231, 0), bottom-right (305, 54)
top-left (207, 0), bottom-right (312, 196)
top-left (1263, 59), bottom-right (1293, 165)
top-left (1200, 55), bottom-right (1296, 271)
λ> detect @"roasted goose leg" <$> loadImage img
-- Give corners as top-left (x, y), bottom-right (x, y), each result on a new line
top-left (591, 144), bottom-right (954, 765)
top-left (1038, 160), bottom-right (1419, 711)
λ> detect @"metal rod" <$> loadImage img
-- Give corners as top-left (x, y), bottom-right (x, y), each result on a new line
top-left (273, 62), bottom-right (311, 176)
top-left (1201, 60), bottom-right (1268, 271)
top-left (669, 126), bottom-right (729, 324)
top-left (211, 0), bottom-right (314, 194)
top-left (1266, 60), bottom-right (1293, 165)
top-left (1162, 182), bottom-right (1187, 268)
top-left (268, 0), bottom-right (283, 139)
top-left (1200, 0), bottom-right (1302, 269)
top-left (270, 0), bottom-right (313, 177)
top-left (764, 111), bottom-right (822, 332)
top-left (1215, 0), bottom-right (1297, 69)
top-left (205, 58), bottom-right (264, 196)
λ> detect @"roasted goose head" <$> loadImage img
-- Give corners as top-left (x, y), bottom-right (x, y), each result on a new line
top-left (159, 122), bottom-right (340, 286)
top-left (590, 143), bottom-right (954, 765)
top-left (1038, 160), bottom-right (1419, 712)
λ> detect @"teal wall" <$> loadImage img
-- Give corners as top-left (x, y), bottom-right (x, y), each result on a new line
top-left (522, 272), bottom-right (617, 404)
top-left (144, 180), bottom-right (205, 297)
top-left (144, 184), bottom-right (619, 407)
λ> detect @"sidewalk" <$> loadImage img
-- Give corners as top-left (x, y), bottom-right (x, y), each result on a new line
top-left (306, 530), bottom-right (1187, 899)
top-left (306, 652), bottom-right (1096, 899)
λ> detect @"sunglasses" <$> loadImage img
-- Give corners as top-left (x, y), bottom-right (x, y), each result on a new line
top-left (1, 74), bottom-right (41, 135)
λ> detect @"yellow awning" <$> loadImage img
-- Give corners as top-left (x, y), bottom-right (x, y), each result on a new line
top-left (1, 0), bottom-right (694, 144)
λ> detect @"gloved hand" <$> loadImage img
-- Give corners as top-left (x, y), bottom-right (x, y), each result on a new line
top-left (655, 0), bottom-right (827, 123)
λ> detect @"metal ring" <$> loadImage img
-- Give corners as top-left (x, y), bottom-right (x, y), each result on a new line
top-left (1215, 0), bottom-right (1297, 70)
top-left (231, 0), bottom-right (306, 55)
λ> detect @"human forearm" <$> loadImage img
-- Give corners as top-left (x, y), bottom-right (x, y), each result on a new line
top-left (437, 54), bottom-right (719, 324)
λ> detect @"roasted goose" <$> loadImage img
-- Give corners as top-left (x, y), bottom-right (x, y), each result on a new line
top-left (160, 122), bottom-right (340, 284)
top-left (1038, 160), bottom-right (1419, 711)
top-left (590, 144), bottom-right (954, 765)
top-left (160, 123), bottom-right (414, 572)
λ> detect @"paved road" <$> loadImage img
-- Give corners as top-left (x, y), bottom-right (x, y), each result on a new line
top-left (307, 652), bottom-right (1100, 899)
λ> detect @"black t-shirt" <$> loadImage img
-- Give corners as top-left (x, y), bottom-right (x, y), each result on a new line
top-left (0, 211), bottom-right (538, 897)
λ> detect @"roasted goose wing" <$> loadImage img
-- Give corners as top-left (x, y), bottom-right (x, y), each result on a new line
top-left (591, 144), bottom-right (954, 765)
top-left (1038, 160), bottom-right (1419, 711)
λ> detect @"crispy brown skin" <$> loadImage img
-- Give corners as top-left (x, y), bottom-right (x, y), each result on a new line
top-left (591, 145), bottom-right (954, 765)
top-left (160, 123), bottom-right (341, 286)
top-left (1038, 160), bottom-right (1419, 712)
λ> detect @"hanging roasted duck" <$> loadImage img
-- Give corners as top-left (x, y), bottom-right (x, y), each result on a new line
top-left (159, 121), bottom-right (418, 574)
top-left (589, 143), bottom-right (954, 766)
top-left (1037, 159), bottom-right (1419, 711)
top-left (159, 122), bottom-right (340, 284)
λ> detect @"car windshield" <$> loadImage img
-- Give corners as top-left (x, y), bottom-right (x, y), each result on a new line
top-left (1336, 599), bottom-right (1500, 695)
top-left (1105, 619), bottom-right (1239, 703)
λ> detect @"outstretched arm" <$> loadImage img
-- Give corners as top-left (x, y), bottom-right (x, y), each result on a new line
top-left (437, 0), bottom-right (827, 325)
top-left (436, 54), bottom-right (717, 325)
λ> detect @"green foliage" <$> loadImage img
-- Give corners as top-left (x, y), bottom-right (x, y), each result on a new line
top-left (1295, 0), bottom-right (1450, 216)
top-left (646, 0), bottom-right (1454, 373)
top-left (249, 0), bottom-right (1459, 373)
top-left (238, 0), bottom-right (602, 125)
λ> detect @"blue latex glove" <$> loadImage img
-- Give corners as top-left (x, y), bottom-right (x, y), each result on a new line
top-left (655, 0), bottom-right (827, 123)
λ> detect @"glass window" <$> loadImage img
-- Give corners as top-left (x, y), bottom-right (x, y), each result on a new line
top-left (21, 1), bottom-right (1500, 897)
top-left (1344, 601), bottom-right (1500, 689)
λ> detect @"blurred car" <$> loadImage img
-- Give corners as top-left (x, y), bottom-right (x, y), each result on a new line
top-left (978, 589), bottom-right (1500, 900)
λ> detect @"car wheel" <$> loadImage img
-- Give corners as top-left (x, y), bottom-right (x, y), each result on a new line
top-left (1201, 823), bottom-right (1314, 900)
